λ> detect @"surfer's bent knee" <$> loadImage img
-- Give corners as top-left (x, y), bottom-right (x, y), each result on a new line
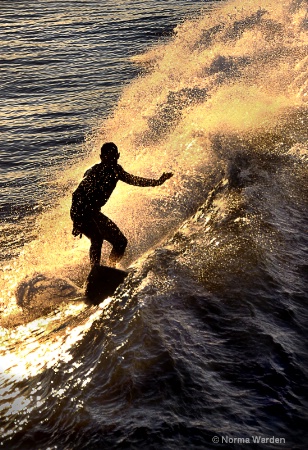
top-left (116, 234), bottom-right (128, 255)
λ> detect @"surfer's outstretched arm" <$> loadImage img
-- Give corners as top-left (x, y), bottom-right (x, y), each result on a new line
top-left (119, 166), bottom-right (173, 187)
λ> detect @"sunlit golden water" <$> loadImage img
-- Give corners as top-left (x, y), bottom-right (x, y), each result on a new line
top-left (2, 0), bottom-right (306, 303)
top-left (1, 0), bottom-right (307, 322)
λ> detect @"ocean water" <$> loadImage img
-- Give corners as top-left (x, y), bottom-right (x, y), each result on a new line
top-left (0, 0), bottom-right (214, 261)
top-left (1, 0), bottom-right (308, 448)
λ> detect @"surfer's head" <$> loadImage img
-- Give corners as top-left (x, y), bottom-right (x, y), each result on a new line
top-left (100, 142), bottom-right (120, 163)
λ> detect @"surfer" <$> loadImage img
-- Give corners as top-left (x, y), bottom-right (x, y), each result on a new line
top-left (70, 142), bottom-right (173, 267)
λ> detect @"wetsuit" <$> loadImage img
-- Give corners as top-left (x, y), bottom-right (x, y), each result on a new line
top-left (70, 161), bottom-right (161, 266)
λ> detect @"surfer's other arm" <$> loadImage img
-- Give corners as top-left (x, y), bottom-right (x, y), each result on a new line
top-left (119, 167), bottom-right (173, 187)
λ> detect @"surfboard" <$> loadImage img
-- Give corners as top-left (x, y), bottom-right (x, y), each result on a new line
top-left (85, 265), bottom-right (128, 304)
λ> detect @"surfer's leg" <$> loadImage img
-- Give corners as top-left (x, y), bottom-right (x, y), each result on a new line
top-left (89, 238), bottom-right (103, 267)
top-left (108, 239), bottom-right (127, 267)
top-left (96, 213), bottom-right (127, 267)
top-left (79, 215), bottom-right (104, 267)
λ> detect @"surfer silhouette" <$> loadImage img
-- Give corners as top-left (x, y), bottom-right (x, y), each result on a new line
top-left (70, 142), bottom-right (173, 267)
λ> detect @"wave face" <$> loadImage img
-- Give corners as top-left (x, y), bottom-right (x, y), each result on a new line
top-left (1, 0), bottom-right (307, 448)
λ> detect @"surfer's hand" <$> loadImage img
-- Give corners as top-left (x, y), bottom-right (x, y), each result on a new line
top-left (158, 172), bottom-right (173, 185)
top-left (72, 226), bottom-right (82, 238)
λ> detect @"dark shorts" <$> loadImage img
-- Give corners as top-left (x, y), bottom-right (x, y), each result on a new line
top-left (71, 210), bottom-right (127, 253)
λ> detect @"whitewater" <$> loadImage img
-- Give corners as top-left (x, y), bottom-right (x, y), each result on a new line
top-left (0, 0), bottom-right (307, 448)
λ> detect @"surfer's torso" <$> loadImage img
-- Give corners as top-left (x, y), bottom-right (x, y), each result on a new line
top-left (71, 162), bottom-right (159, 220)
top-left (71, 163), bottom-right (121, 218)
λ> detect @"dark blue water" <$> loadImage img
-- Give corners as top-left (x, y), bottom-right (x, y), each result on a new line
top-left (1, 0), bottom-right (308, 449)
